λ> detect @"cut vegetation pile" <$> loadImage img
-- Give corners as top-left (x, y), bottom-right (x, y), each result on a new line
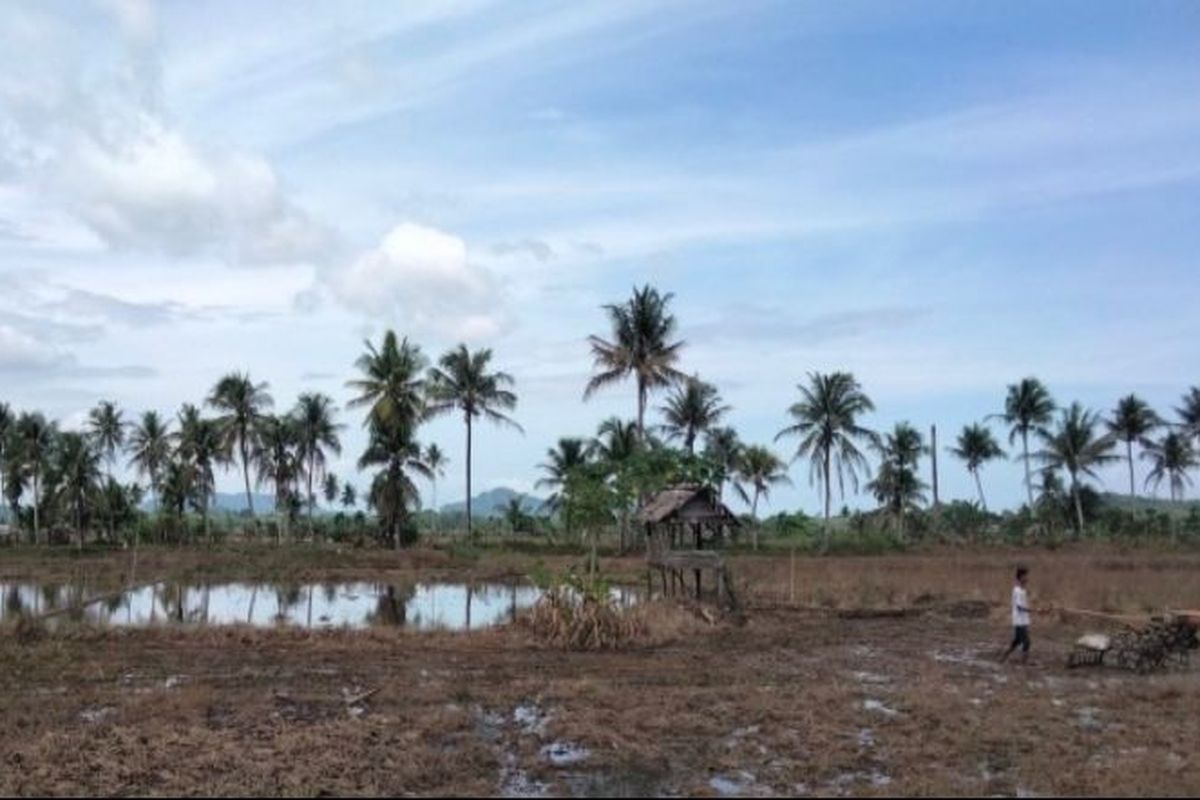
top-left (523, 584), bottom-right (648, 651)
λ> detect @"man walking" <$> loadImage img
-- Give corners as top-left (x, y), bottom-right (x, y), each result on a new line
top-left (1001, 566), bottom-right (1034, 664)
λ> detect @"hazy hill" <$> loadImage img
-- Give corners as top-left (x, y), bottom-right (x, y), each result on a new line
top-left (439, 488), bottom-right (547, 517)
top-left (142, 492), bottom-right (277, 514)
top-left (1099, 492), bottom-right (1199, 516)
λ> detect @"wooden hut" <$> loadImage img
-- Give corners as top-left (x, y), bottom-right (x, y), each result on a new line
top-left (636, 485), bottom-right (739, 609)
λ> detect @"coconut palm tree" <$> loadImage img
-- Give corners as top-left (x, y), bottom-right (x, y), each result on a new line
top-left (995, 378), bottom-right (1056, 511)
top-left (589, 417), bottom-right (642, 552)
top-left (158, 458), bottom-right (194, 526)
top-left (1141, 432), bottom-right (1196, 503)
top-left (703, 426), bottom-right (742, 501)
top-left (53, 431), bottom-right (103, 550)
top-left (426, 345), bottom-right (522, 537)
top-left (207, 372), bottom-right (273, 519)
top-left (293, 393), bottom-right (343, 531)
top-left (340, 482), bottom-right (357, 510)
top-left (422, 443), bottom-right (448, 531)
top-left (658, 375), bottom-right (729, 454)
top-left (86, 401), bottom-right (125, 480)
top-left (359, 421), bottom-right (430, 549)
top-left (86, 401), bottom-right (126, 539)
top-left (947, 423), bottom-right (1006, 510)
top-left (128, 411), bottom-right (171, 516)
top-left (176, 404), bottom-right (223, 544)
top-left (323, 473), bottom-right (339, 507)
top-left (1036, 403), bottom-right (1118, 536)
top-left (775, 372), bottom-right (875, 551)
top-left (536, 438), bottom-right (590, 539)
top-left (590, 417), bottom-right (640, 464)
top-left (15, 412), bottom-right (54, 545)
top-left (255, 414), bottom-right (301, 544)
top-left (2, 435), bottom-right (27, 532)
top-left (502, 497), bottom-right (530, 534)
top-left (347, 331), bottom-right (428, 433)
top-left (0, 402), bottom-right (13, 522)
top-left (869, 422), bottom-right (928, 532)
top-left (1107, 394), bottom-right (1160, 499)
top-left (734, 445), bottom-right (792, 549)
top-left (1175, 387), bottom-right (1200, 443)
top-left (585, 284), bottom-right (686, 441)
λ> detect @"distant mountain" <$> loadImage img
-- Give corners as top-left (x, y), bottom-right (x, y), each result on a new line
top-left (141, 492), bottom-right (277, 514)
top-left (440, 487), bottom-right (548, 517)
top-left (212, 492), bottom-right (279, 513)
top-left (1099, 492), bottom-right (1199, 516)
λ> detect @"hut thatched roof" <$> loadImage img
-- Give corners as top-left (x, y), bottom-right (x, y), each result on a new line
top-left (635, 484), bottom-right (740, 526)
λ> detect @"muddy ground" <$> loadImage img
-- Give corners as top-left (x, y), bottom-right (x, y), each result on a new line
top-left (1, 546), bottom-right (1198, 796)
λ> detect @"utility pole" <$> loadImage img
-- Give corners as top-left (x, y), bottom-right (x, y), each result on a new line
top-left (930, 424), bottom-right (940, 509)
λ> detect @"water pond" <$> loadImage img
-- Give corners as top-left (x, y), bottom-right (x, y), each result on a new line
top-left (1, 581), bottom-right (564, 631)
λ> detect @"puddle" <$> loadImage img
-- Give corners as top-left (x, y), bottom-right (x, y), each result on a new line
top-left (514, 703), bottom-right (550, 736)
top-left (826, 770), bottom-right (892, 794)
top-left (932, 647), bottom-right (1000, 671)
top-left (541, 741), bottom-right (590, 767)
top-left (2, 581), bottom-right (551, 631)
top-left (79, 706), bottom-right (116, 724)
top-left (1075, 706), bottom-right (1103, 731)
top-left (862, 698), bottom-right (899, 717)
top-left (500, 753), bottom-right (550, 798)
top-left (709, 771), bottom-right (758, 796)
top-left (850, 670), bottom-right (892, 686)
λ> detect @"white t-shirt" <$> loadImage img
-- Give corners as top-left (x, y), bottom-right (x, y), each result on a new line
top-left (1012, 585), bottom-right (1030, 627)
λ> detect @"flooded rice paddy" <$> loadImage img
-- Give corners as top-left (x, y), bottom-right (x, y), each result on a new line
top-left (0, 580), bottom-right (637, 631)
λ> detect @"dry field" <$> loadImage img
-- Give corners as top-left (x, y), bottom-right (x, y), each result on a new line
top-left (1, 545), bottom-right (1199, 796)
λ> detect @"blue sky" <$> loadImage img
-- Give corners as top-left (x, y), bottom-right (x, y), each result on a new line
top-left (1, 1), bottom-right (1198, 513)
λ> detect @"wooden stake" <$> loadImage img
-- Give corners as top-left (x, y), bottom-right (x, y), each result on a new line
top-left (789, 544), bottom-right (796, 605)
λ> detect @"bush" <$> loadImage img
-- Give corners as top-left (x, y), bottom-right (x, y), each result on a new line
top-left (525, 567), bottom-right (647, 650)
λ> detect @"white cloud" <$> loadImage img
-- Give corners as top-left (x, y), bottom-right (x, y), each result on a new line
top-left (56, 115), bottom-right (335, 264)
top-left (0, 3), bottom-right (335, 268)
top-left (0, 323), bottom-right (66, 371)
top-left (326, 222), bottom-right (508, 340)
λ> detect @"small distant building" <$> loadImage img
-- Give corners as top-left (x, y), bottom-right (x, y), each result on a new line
top-left (635, 485), bottom-right (740, 608)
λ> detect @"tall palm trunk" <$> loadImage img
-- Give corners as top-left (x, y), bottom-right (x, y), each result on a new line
top-left (32, 468), bottom-right (40, 546)
top-left (393, 463), bottom-right (403, 551)
top-left (636, 377), bottom-right (647, 442)
top-left (203, 491), bottom-right (211, 546)
top-left (1126, 440), bottom-right (1135, 499)
top-left (465, 412), bottom-right (473, 539)
top-left (240, 435), bottom-right (254, 519)
top-left (751, 487), bottom-right (761, 551)
top-left (431, 477), bottom-right (439, 536)
top-left (1021, 430), bottom-right (1034, 511)
top-left (308, 452), bottom-right (317, 537)
top-left (76, 497), bottom-right (83, 553)
top-left (1070, 472), bottom-right (1085, 538)
top-left (974, 469), bottom-right (987, 511)
top-left (822, 448), bottom-right (832, 553)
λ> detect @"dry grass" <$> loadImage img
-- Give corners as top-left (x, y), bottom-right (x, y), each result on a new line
top-left (2, 545), bottom-right (1199, 796)
top-left (731, 547), bottom-right (1200, 615)
top-left (523, 588), bottom-right (650, 650)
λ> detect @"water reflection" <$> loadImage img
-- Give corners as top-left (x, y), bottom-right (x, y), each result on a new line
top-left (0, 580), bottom-right (560, 631)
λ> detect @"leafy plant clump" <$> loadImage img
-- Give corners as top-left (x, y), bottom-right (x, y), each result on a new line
top-left (524, 566), bottom-right (647, 651)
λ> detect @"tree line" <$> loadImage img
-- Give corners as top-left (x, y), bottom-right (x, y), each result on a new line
top-left (556, 285), bottom-right (1199, 550)
top-left (1, 283), bottom-right (1197, 550)
top-left (0, 334), bottom-right (519, 549)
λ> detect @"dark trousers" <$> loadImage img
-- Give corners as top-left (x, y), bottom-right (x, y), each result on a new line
top-left (1009, 625), bottom-right (1031, 653)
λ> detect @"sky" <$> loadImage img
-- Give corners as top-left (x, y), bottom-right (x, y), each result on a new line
top-left (1, 0), bottom-right (1198, 514)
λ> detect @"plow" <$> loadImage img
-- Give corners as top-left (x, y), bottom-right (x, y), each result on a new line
top-left (1063, 608), bottom-right (1200, 673)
